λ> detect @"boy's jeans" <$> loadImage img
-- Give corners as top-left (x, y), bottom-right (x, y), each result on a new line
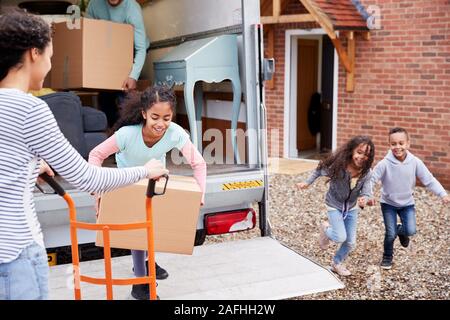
top-left (0, 242), bottom-right (49, 300)
top-left (381, 203), bottom-right (416, 257)
top-left (326, 208), bottom-right (359, 265)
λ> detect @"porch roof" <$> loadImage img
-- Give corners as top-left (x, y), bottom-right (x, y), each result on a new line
top-left (261, 0), bottom-right (371, 92)
top-left (313, 0), bottom-right (369, 30)
top-left (260, 0), bottom-right (369, 31)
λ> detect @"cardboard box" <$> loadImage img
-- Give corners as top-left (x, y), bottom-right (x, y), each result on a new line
top-left (96, 175), bottom-right (202, 255)
top-left (50, 18), bottom-right (133, 90)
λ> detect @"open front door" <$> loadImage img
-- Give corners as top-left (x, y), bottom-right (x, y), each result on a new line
top-left (320, 35), bottom-right (335, 152)
top-left (296, 39), bottom-right (319, 153)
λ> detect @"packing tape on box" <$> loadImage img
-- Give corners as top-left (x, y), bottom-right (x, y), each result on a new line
top-left (106, 24), bottom-right (112, 49)
top-left (63, 56), bottom-right (69, 88)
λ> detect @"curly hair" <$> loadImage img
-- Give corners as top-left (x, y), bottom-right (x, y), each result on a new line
top-left (317, 135), bottom-right (375, 181)
top-left (113, 85), bottom-right (177, 132)
top-left (0, 9), bottom-right (51, 81)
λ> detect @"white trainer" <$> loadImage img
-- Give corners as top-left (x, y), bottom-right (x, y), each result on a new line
top-left (318, 221), bottom-right (330, 249)
top-left (331, 262), bottom-right (352, 276)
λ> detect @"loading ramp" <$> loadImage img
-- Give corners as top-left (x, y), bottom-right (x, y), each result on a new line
top-left (49, 237), bottom-right (343, 300)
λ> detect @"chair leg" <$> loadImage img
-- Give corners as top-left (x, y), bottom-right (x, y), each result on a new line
top-left (184, 80), bottom-right (200, 151)
top-left (231, 77), bottom-right (242, 164)
top-left (194, 82), bottom-right (203, 154)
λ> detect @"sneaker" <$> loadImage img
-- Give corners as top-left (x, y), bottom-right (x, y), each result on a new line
top-left (380, 255), bottom-right (393, 270)
top-left (131, 284), bottom-right (160, 300)
top-left (397, 224), bottom-right (410, 248)
top-left (331, 262), bottom-right (352, 276)
top-left (318, 221), bottom-right (330, 249)
top-left (133, 262), bottom-right (169, 280)
top-left (155, 262), bottom-right (169, 280)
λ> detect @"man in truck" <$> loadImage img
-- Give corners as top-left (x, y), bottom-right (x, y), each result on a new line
top-left (86, 0), bottom-right (150, 127)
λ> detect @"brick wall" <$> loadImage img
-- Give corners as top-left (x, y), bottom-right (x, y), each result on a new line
top-left (338, 0), bottom-right (450, 189)
top-left (263, 0), bottom-right (450, 189)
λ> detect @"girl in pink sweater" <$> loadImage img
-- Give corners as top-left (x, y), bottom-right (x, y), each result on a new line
top-left (89, 85), bottom-right (206, 300)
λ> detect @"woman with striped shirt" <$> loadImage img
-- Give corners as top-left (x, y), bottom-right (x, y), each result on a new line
top-left (0, 10), bottom-right (168, 300)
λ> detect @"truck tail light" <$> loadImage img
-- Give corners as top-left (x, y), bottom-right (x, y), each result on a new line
top-left (204, 208), bottom-right (256, 235)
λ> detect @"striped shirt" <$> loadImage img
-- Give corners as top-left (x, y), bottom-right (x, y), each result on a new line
top-left (0, 88), bottom-right (149, 264)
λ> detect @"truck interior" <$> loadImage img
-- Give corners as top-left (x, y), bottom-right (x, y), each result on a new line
top-left (8, 1), bottom-right (259, 191)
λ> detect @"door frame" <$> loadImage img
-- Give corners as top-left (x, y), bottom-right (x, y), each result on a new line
top-left (283, 29), bottom-right (339, 158)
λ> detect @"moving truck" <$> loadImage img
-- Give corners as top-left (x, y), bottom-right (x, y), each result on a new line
top-left (2, 0), bottom-right (344, 299)
top-left (34, 0), bottom-right (273, 253)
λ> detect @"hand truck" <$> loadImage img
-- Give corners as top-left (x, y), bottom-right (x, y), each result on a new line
top-left (38, 173), bottom-right (168, 300)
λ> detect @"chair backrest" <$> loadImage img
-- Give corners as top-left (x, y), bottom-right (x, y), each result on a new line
top-left (39, 92), bottom-right (88, 158)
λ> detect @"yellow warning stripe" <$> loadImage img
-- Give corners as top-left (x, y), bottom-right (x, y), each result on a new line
top-left (47, 253), bottom-right (57, 266)
top-left (222, 180), bottom-right (263, 191)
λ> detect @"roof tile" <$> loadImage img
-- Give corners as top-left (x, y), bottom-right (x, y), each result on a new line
top-left (313, 0), bottom-right (368, 30)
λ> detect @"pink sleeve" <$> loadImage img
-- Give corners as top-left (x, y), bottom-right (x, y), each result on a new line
top-left (181, 140), bottom-right (207, 205)
top-left (88, 134), bottom-right (120, 167)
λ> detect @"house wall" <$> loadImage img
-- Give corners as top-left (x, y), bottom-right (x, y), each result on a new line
top-left (338, 0), bottom-right (450, 188)
top-left (264, 0), bottom-right (450, 189)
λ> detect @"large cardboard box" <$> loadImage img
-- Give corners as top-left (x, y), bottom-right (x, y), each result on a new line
top-left (96, 175), bottom-right (202, 255)
top-left (50, 18), bottom-right (133, 90)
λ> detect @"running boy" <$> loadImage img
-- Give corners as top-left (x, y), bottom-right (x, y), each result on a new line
top-left (370, 127), bottom-right (449, 270)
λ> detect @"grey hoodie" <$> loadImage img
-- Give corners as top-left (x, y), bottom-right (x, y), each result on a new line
top-left (306, 168), bottom-right (372, 212)
top-left (371, 150), bottom-right (447, 207)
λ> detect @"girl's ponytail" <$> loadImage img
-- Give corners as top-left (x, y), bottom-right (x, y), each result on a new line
top-left (112, 91), bottom-right (145, 132)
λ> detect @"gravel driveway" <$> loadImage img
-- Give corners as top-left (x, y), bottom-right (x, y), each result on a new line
top-left (205, 171), bottom-right (449, 300)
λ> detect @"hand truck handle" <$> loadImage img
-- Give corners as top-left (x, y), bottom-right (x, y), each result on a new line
top-left (38, 172), bottom-right (66, 197)
top-left (146, 174), bottom-right (169, 198)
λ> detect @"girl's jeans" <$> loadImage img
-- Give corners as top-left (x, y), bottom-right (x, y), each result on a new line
top-left (131, 249), bottom-right (147, 277)
top-left (0, 242), bottom-right (49, 300)
top-left (326, 208), bottom-right (359, 265)
top-left (381, 203), bottom-right (416, 257)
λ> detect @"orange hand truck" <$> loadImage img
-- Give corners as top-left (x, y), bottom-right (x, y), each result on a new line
top-left (38, 173), bottom-right (168, 300)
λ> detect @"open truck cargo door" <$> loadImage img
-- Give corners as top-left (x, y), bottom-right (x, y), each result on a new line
top-left (48, 237), bottom-right (343, 300)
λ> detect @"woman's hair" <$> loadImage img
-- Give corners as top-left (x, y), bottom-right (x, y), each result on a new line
top-left (318, 135), bottom-right (375, 181)
top-left (113, 84), bottom-right (177, 132)
top-left (0, 10), bottom-right (51, 81)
